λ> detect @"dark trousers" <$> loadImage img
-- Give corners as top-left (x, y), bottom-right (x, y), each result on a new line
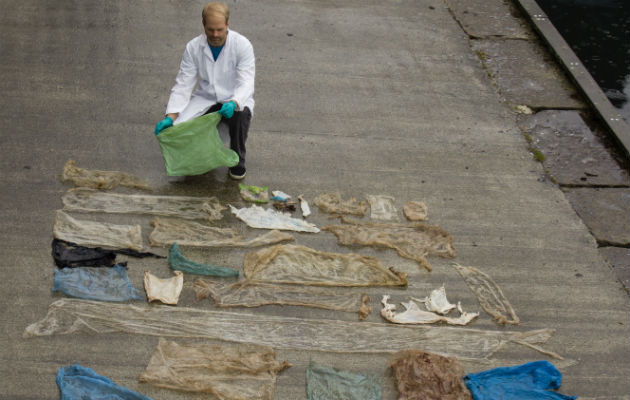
top-left (204, 103), bottom-right (251, 168)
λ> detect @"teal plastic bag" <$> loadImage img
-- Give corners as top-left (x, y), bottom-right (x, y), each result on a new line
top-left (157, 113), bottom-right (239, 176)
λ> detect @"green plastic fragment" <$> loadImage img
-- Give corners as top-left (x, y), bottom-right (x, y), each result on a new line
top-left (168, 243), bottom-right (239, 278)
top-left (238, 184), bottom-right (269, 203)
top-left (156, 113), bottom-right (239, 176)
top-left (306, 361), bottom-right (382, 400)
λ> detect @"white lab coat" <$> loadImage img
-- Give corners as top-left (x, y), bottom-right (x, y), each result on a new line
top-left (165, 30), bottom-right (255, 125)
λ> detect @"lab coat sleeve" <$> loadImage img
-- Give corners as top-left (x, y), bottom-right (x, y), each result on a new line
top-left (165, 44), bottom-right (199, 115)
top-left (232, 39), bottom-right (255, 111)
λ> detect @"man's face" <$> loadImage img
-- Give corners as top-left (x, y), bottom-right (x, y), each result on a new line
top-left (204, 14), bottom-right (229, 47)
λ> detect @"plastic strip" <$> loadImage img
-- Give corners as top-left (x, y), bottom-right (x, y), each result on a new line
top-left (194, 279), bottom-right (371, 319)
top-left (149, 217), bottom-right (294, 248)
top-left (62, 188), bottom-right (225, 221)
top-left (24, 299), bottom-right (561, 360)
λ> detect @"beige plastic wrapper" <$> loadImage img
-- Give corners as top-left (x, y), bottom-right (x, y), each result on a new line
top-left (453, 263), bottom-right (520, 325)
top-left (389, 350), bottom-right (472, 400)
top-left (243, 244), bottom-right (408, 287)
top-left (366, 194), bottom-right (398, 221)
top-left (139, 338), bottom-right (290, 400)
top-left (323, 217), bottom-right (456, 272)
top-left (144, 271), bottom-right (184, 305)
top-left (61, 159), bottom-right (150, 190)
top-left (62, 188), bottom-right (225, 221)
top-left (149, 217), bottom-right (294, 248)
top-left (194, 279), bottom-right (371, 319)
top-left (403, 201), bottom-right (428, 221)
top-left (53, 210), bottom-right (144, 251)
top-left (313, 192), bottom-right (368, 216)
top-left (23, 299), bottom-right (563, 359)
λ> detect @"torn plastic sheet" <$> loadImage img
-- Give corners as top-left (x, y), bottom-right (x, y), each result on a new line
top-left (52, 265), bottom-right (144, 302)
top-left (62, 188), bottom-right (226, 221)
top-left (381, 295), bottom-right (478, 326)
top-left (298, 195), bottom-right (311, 217)
top-left (463, 361), bottom-right (577, 400)
top-left (149, 217), bottom-right (295, 248)
top-left (403, 201), bottom-right (428, 221)
top-left (169, 243), bottom-right (239, 277)
top-left (239, 184), bottom-right (269, 203)
top-left (194, 279), bottom-right (371, 319)
top-left (389, 350), bottom-right (472, 400)
top-left (323, 217), bottom-right (456, 272)
top-left (366, 194), bottom-right (398, 221)
top-left (139, 338), bottom-right (290, 400)
top-left (54, 210), bottom-right (145, 251)
top-left (453, 263), bottom-right (520, 325)
top-left (24, 299), bottom-right (563, 360)
top-left (243, 244), bottom-right (408, 287)
top-left (313, 192), bottom-right (368, 216)
top-left (58, 364), bottom-right (152, 400)
top-left (144, 270), bottom-right (183, 305)
top-left (52, 239), bottom-right (163, 269)
top-left (229, 205), bottom-right (320, 233)
top-left (415, 285), bottom-right (456, 315)
top-left (61, 159), bottom-right (150, 190)
top-left (306, 361), bottom-right (381, 400)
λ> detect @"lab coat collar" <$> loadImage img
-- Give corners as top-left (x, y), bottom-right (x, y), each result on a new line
top-left (201, 29), bottom-right (231, 61)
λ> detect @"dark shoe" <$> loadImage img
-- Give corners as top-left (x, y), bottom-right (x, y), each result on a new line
top-left (229, 166), bottom-right (246, 180)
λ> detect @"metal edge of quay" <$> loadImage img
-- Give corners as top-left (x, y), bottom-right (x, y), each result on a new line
top-left (514, 0), bottom-right (630, 158)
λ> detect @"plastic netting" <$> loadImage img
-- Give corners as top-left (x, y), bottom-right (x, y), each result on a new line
top-left (389, 350), bottom-right (472, 400)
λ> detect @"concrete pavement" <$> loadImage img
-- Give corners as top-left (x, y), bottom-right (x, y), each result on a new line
top-left (1, 0), bottom-right (628, 399)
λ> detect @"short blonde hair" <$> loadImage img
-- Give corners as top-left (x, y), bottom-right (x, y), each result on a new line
top-left (202, 2), bottom-right (229, 24)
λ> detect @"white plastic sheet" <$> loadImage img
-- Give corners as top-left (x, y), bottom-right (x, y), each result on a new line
top-left (229, 205), bottom-right (319, 233)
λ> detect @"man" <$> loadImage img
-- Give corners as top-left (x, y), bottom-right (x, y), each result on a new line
top-left (155, 2), bottom-right (255, 180)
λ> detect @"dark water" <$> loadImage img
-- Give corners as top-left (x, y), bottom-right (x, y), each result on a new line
top-left (535, 0), bottom-right (630, 122)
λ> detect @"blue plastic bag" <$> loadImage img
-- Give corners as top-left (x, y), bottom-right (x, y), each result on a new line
top-left (52, 264), bottom-right (144, 302)
top-left (463, 361), bottom-right (577, 400)
top-left (57, 364), bottom-right (152, 400)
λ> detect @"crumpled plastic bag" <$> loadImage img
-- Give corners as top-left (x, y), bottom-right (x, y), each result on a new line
top-left (306, 361), bottom-right (381, 400)
top-left (138, 338), bottom-right (290, 400)
top-left (239, 184), bottom-right (269, 203)
top-left (58, 364), bottom-right (152, 400)
top-left (463, 361), bottom-right (577, 400)
top-left (156, 113), bottom-right (239, 176)
top-left (52, 264), bottom-right (144, 302)
top-left (144, 270), bottom-right (184, 305)
top-left (61, 159), bottom-right (150, 190)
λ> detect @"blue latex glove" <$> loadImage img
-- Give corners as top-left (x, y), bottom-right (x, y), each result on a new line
top-left (154, 116), bottom-right (173, 135)
top-left (218, 101), bottom-right (237, 119)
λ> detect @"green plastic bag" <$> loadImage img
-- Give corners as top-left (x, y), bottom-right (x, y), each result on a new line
top-left (157, 113), bottom-right (239, 176)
